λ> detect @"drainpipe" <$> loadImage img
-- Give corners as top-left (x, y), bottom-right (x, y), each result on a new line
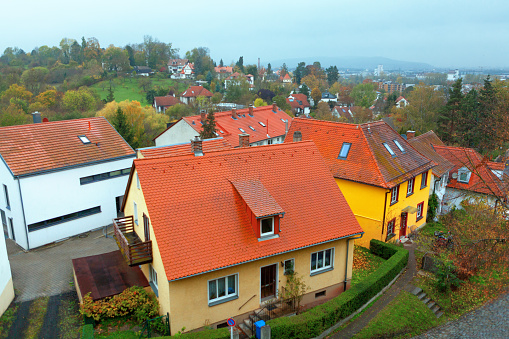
top-left (344, 233), bottom-right (364, 291)
top-left (17, 178), bottom-right (30, 250)
top-left (381, 190), bottom-right (390, 239)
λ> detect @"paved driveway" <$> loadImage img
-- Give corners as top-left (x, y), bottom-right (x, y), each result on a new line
top-left (7, 228), bottom-right (119, 302)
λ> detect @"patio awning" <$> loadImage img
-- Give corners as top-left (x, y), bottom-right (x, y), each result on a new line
top-left (402, 206), bottom-right (418, 214)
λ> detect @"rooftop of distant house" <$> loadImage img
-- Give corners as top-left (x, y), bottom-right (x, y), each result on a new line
top-left (407, 131), bottom-right (454, 178)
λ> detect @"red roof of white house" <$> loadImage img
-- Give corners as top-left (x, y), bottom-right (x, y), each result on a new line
top-left (285, 119), bottom-right (436, 189)
top-left (130, 141), bottom-right (363, 281)
top-left (0, 117), bottom-right (135, 177)
top-left (215, 66), bottom-right (233, 73)
top-left (179, 105), bottom-right (291, 147)
top-left (180, 86), bottom-right (213, 98)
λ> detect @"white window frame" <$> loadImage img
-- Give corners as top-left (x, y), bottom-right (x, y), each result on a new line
top-left (393, 139), bottom-right (405, 152)
top-left (416, 202), bottom-right (424, 220)
top-left (260, 217), bottom-right (274, 237)
top-left (407, 178), bottom-right (415, 196)
top-left (134, 201), bottom-right (138, 225)
top-left (149, 264), bottom-right (158, 296)
top-left (78, 135), bottom-right (90, 144)
top-left (136, 173), bottom-right (140, 189)
top-left (208, 273), bottom-right (238, 306)
top-left (458, 169), bottom-right (471, 183)
top-left (383, 142), bottom-right (395, 156)
top-left (310, 248), bottom-right (334, 276)
top-left (390, 185), bottom-right (399, 204)
top-left (421, 171), bottom-right (428, 188)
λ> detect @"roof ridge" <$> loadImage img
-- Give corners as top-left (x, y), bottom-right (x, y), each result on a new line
top-left (0, 116), bottom-right (104, 130)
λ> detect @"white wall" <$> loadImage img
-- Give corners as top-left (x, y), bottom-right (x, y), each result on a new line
top-left (155, 120), bottom-right (199, 147)
top-left (441, 187), bottom-right (497, 214)
top-left (0, 157), bottom-right (24, 246)
top-left (16, 157), bottom-right (134, 249)
top-left (0, 235), bottom-right (14, 317)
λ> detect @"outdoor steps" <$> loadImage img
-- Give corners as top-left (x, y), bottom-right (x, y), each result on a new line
top-left (409, 286), bottom-right (443, 318)
top-left (238, 323), bottom-right (252, 338)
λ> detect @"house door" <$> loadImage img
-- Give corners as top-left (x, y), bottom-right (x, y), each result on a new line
top-left (143, 214), bottom-right (150, 241)
top-left (115, 196), bottom-right (124, 218)
top-left (400, 212), bottom-right (408, 237)
top-left (261, 264), bottom-right (277, 300)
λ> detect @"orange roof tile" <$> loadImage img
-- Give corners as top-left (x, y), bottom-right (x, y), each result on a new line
top-left (139, 137), bottom-right (232, 158)
top-left (180, 86), bottom-right (212, 98)
top-left (154, 96), bottom-right (182, 107)
top-left (231, 180), bottom-right (284, 218)
top-left (408, 131), bottom-right (454, 178)
top-left (287, 94), bottom-right (310, 110)
top-left (285, 119), bottom-right (436, 188)
top-left (434, 145), bottom-right (506, 197)
top-left (181, 105), bottom-right (292, 147)
top-left (132, 141), bottom-right (363, 281)
top-left (0, 117), bottom-right (135, 177)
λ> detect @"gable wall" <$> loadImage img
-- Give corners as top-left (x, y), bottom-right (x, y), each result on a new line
top-left (155, 120), bottom-right (198, 147)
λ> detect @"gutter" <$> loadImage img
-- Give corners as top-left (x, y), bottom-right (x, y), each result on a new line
top-left (344, 233), bottom-right (364, 291)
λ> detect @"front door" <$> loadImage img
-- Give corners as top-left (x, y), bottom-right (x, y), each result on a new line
top-left (400, 212), bottom-right (408, 237)
top-left (261, 264), bottom-right (277, 300)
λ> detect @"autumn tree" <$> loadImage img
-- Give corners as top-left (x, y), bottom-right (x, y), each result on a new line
top-left (102, 46), bottom-right (130, 73)
top-left (350, 83), bottom-right (376, 108)
top-left (62, 88), bottom-right (97, 112)
top-left (311, 87), bottom-right (322, 107)
top-left (165, 103), bottom-right (194, 120)
top-left (314, 101), bottom-right (333, 121)
top-left (20, 67), bottom-right (49, 95)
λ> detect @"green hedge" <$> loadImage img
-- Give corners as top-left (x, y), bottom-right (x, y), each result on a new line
top-left (82, 324), bottom-right (94, 339)
top-left (267, 239), bottom-right (409, 338)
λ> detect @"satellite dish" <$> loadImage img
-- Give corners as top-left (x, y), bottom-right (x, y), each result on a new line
top-left (452, 172), bottom-right (458, 179)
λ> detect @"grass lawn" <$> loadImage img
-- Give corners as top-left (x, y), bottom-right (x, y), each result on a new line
top-left (25, 296), bottom-right (50, 339)
top-left (354, 291), bottom-right (440, 338)
top-left (91, 77), bottom-right (188, 105)
top-left (0, 303), bottom-right (18, 339)
top-left (351, 245), bottom-right (386, 286)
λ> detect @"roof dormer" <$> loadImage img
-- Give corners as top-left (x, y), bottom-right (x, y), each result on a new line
top-left (456, 166), bottom-right (471, 183)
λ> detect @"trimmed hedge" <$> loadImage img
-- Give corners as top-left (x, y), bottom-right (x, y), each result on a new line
top-left (267, 239), bottom-right (409, 338)
top-left (82, 324), bottom-right (94, 339)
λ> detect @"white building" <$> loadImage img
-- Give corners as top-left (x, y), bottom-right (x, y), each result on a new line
top-left (0, 115), bottom-right (135, 250)
top-left (0, 234), bottom-right (14, 317)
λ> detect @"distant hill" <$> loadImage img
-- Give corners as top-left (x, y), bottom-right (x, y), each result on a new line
top-left (269, 56), bottom-right (434, 71)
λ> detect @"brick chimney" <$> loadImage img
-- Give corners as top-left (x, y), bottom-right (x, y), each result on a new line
top-left (239, 133), bottom-right (250, 148)
top-left (32, 111), bottom-right (41, 124)
top-left (406, 130), bottom-right (415, 139)
top-left (272, 102), bottom-right (277, 112)
top-left (190, 136), bottom-right (203, 156)
top-left (200, 110), bottom-right (207, 123)
top-left (232, 107), bottom-right (238, 119)
top-left (249, 104), bottom-right (254, 116)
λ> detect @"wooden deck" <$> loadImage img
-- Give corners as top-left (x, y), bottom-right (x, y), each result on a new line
top-left (113, 216), bottom-right (152, 266)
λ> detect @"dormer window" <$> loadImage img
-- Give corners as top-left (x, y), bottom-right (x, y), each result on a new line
top-left (383, 143), bottom-right (395, 156)
top-left (338, 142), bottom-right (352, 159)
top-left (78, 135), bottom-right (90, 144)
top-left (393, 140), bottom-right (405, 153)
top-left (260, 217), bottom-right (274, 236)
top-left (458, 168), bottom-right (471, 183)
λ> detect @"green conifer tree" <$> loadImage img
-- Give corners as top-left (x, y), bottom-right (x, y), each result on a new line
top-left (200, 110), bottom-right (216, 139)
top-left (111, 107), bottom-right (135, 148)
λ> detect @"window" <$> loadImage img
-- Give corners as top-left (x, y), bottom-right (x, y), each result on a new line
top-left (315, 291), bottom-right (326, 298)
top-left (249, 126), bottom-right (255, 131)
top-left (416, 202), bottom-right (424, 221)
top-left (393, 140), bottom-right (405, 153)
top-left (27, 206), bottom-right (101, 232)
top-left (208, 274), bottom-right (238, 305)
top-left (267, 139), bottom-right (273, 145)
top-left (421, 171), bottom-right (428, 188)
top-left (134, 202), bottom-right (138, 225)
top-left (78, 135), bottom-right (90, 144)
top-left (260, 217), bottom-right (274, 236)
top-left (458, 170), bottom-right (471, 183)
top-left (310, 248), bottom-right (334, 275)
top-left (407, 178), bottom-right (415, 196)
top-left (337, 142), bottom-right (352, 159)
top-left (3, 184), bottom-right (10, 210)
top-left (386, 218), bottom-right (396, 239)
top-left (390, 185), bottom-right (399, 204)
top-left (284, 259), bottom-right (294, 275)
top-left (80, 168), bottom-right (131, 185)
top-left (258, 121), bottom-right (266, 127)
top-left (136, 174), bottom-right (140, 189)
top-left (383, 143), bottom-right (395, 156)
top-left (239, 128), bottom-right (246, 133)
top-left (149, 265), bottom-right (158, 296)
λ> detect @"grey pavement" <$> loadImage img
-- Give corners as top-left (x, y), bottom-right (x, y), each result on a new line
top-left (7, 227), bottom-right (118, 302)
top-left (414, 292), bottom-right (509, 339)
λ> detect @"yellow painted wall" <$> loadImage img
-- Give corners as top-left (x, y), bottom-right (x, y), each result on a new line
top-left (166, 238), bottom-right (352, 334)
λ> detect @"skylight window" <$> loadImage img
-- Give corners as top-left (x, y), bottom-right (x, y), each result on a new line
top-left (219, 130), bottom-right (224, 134)
top-left (239, 128), bottom-right (246, 133)
top-left (249, 126), bottom-right (256, 131)
top-left (258, 122), bottom-right (266, 127)
top-left (393, 140), bottom-right (405, 152)
top-left (383, 143), bottom-right (395, 156)
top-left (280, 118), bottom-right (287, 123)
top-left (78, 135), bottom-right (90, 144)
top-left (338, 142), bottom-right (352, 159)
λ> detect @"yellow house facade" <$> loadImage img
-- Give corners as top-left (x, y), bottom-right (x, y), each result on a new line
top-left (286, 119), bottom-right (436, 247)
top-left (116, 140), bottom-right (363, 335)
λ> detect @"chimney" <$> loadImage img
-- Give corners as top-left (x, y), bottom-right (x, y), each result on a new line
top-left (32, 111), bottom-right (41, 124)
top-left (190, 136), bottom-right (203, 156)
top-left (407, 130), bottom-right (415, 139)
top-left (239, 133), bottom-right (250, 148)
top-left (200, 110), bottom-right (206, 123)
top-left (249, 104), bottom-right (254, 116)
top-left (285, 119), bottom-right (289, 135)
top-left (232, 107), bottom-right (238, 119)
top-left (272, 102), bottom-right (277, 112)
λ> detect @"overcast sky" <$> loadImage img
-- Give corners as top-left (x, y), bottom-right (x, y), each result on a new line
top-left (2, 0), bottom-right (508, 69)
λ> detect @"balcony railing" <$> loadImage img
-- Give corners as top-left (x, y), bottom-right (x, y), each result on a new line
top-left (113, 216), bottom-right (152, 266)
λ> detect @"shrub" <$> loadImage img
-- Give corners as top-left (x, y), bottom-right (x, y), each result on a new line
top-left (80, 286), bottom-right (159, 323)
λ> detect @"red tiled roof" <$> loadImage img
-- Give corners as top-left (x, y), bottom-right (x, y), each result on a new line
top-left (181, 105), bottom-right (292, 147)
top-left (139, 138), bottom-right (232, 158)
top-left (180, 86), bottom-right (212, 98)
top-left (287, 94), bottom-right (310, 110)
top-left (283, 74), bottom-right (291, 80)
top-left (154, 96), bottom-right (182, 107)
top-left (434, 145), bottom-right (506, 196)
top-left (168, 58), bottom-right (188, 66)
top-left (487, 161), bottom-right (505, 171)
top-left (285, 119), bottom-right (436, 188)
top-left (214, 66), bottom-right (233, 73)
top-left (408, 131), bottom-right (454, 178)
top-left (0, 117), bottom-right (135, 177)
top-left (132, 141), bottom-right (363, 281)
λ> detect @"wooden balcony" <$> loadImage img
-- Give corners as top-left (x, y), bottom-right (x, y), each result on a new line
top-left (113, 216), bottom-right (152, 266)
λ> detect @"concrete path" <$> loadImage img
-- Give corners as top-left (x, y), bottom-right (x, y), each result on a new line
top-left (7, 228), bottom-right (118, 302)
top-left (330, 242), bottom-right (417, 339)
top-left (414, 292), bottom-right (509, 339)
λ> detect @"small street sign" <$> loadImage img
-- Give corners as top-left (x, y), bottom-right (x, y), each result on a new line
top-left (227, 318), bottom-right (235, 327)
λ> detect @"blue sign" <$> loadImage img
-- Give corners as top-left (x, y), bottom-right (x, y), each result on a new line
top-left (227, 318), bottom-right (235, 327)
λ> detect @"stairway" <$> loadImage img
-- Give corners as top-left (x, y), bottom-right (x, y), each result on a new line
top-left (238, 308), bottom-right (270, 338)
top-left (409, 286), bottom-right (444, 318)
